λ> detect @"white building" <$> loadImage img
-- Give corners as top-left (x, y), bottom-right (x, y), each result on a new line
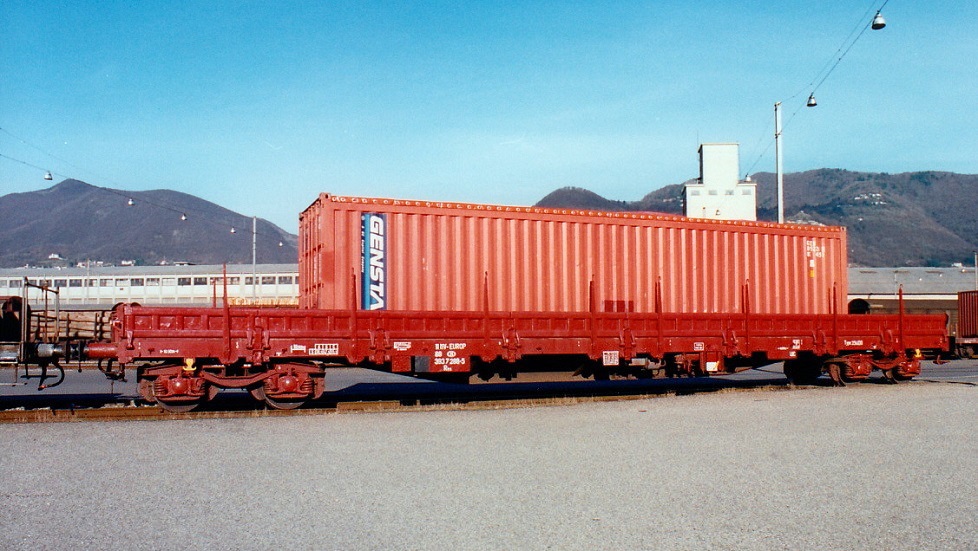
top-left (683, 143), bottom-right (756, 221)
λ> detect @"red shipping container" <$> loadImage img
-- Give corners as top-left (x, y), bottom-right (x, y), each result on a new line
top-left (299, 194), bottom-right (848, 315)
top-left (959, 290), bottom-right (978, 339)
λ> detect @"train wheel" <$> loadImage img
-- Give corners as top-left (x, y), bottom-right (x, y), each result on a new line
top-left (840, 363), bottom-right (869, 383)
top-left (145, 371), bottom-right (211, 412)
top-left (150, 379), bottom-right (208, 413)
top-left (886, 368), bottom-right (915, 382)
top-left (250, 379), bottom-right (308, 410)
top-left (155, 397), bottom-right (203, 413)
top-left (263, 395), bottom-right (306, 410)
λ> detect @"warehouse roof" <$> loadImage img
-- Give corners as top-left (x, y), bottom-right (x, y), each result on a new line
top-left (848, 267), bottom-right (977, 296)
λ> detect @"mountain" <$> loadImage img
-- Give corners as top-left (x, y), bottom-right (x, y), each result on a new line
top-left (0, 180), bottom-right (297, 267)
top-left (536, 169), bottom-right (978, 267)
top-left (4, 171), bottom-right (976, 268)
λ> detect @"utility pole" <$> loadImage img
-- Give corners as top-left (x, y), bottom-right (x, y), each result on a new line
top-left (775, 102), bottom-right (784, 224)
top-left (252, 216), bottom-right (258, 301)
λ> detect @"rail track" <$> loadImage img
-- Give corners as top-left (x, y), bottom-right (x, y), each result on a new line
top-left (0, 384), bottom-right (791, 424)
top-left (0, 373), bottom-right (919, 423)
top-left (3, 360), bottom-right (973, 424)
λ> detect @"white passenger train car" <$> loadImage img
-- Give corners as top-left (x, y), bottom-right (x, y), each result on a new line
top-left (0, 264), bottom-right (299, 307)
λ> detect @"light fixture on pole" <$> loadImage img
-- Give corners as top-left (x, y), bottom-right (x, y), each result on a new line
top-left (771, 4), bottom-right (885, 225)
top-left (871, 11), bottom-right (886, 30)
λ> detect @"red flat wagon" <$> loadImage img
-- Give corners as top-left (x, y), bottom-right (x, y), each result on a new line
top-left (83, 194), bottom-right (948, 412)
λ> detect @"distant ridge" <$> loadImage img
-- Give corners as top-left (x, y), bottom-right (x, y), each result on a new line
top-left (3, 170), bottom-right (976, 268)
top-left (0, 179), bottom-right (297, 267)
top-left (535, 170), bottom-right (978, 267)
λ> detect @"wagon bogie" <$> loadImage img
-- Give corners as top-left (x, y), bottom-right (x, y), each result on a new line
top-left (131, 356), bottom-right (326, 411)
top-left (137, 361), bottom-right (214, 412)
top-left (254, 362), bottom-right (327, 409)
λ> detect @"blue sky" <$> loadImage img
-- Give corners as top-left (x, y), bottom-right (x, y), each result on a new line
top-left (1, 1), bottom-right (974, 233)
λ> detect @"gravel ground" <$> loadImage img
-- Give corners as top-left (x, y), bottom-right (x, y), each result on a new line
top-left (1, 382), bottom-right (975, 550)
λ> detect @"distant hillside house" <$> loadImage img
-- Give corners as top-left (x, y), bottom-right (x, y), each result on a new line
top-left (684, 143), bottom-right (756, 221)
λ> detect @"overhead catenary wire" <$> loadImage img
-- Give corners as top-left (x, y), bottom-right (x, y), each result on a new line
top-left (1, 127), bottom-right (210, 225)
top-left (742, 0), bottom-right (891, 179)
top-left (0, 129), bottom-right (291, 255)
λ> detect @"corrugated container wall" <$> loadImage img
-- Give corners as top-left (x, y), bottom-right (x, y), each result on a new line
top-left (299, 194), bottom-right (848, 315)
top-left (959, 290), bottom-right (978, 338)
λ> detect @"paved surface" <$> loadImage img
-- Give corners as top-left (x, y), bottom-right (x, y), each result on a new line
top-left (1, 372), bottom-right (976, 550)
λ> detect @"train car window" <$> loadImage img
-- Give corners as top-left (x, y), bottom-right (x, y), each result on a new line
top-left (193, 277), bottom-right (207, 285)
top-left (100, 279), bottom-right (112, 287)
top-left (69, 279), bottom-right (83, 287)
top-left (261, 276), bottom-right (276, 285)
top-left (177, 278), bottom-right (192, 286)
top-left (146, 278), bottom-right (160, 286)
top-left (131, 278), bottom-right (144, 286)
top-left (229, 277), bottom-right (241, 285)
top-left (115, 279), bottom-right (130, 287)
top-left (278, 276), bottom-right (293, 284)
top-left (10, 279), bottom-right (22, 288)
top-left (54, 279), bottom-right (68, 288)
top-left (162, 278), bottom-right (176, 286)
top-left (245, 277), bottom-right (255, 285)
